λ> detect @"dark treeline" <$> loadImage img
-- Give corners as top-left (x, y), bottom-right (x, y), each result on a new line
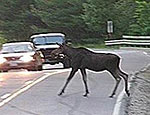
top-left (0, 0), bottom-right (150, 44)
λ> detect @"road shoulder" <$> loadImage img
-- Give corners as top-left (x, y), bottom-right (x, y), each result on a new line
top-left (125, 65), bottom-right (150, 115)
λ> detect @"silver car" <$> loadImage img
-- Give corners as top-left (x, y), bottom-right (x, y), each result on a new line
top-left (0, 42), bottom-right (44, 72)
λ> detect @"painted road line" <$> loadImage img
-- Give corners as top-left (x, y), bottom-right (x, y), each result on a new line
top-left (1, 93), bottom-right (11, 99)
top-left (0, 69), bottom-right (70, 107)
top-left (112, 90), bottom-right (125, 115)
top-left (143, 52), bottom-right (148, 55)
top-left (113, 76), bottom-right (133, 115)
top-left (24, 80), bottom-right (34, 85)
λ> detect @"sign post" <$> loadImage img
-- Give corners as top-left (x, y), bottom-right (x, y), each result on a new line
top-left (107, 21), bottom-right (113, 39)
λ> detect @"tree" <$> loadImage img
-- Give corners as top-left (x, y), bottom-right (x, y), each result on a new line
top-left (113, 0), bottom-right (136, 37)
top-left (0, 0), bottom-right (145, 43)
top-left (30, 0), bottom-right (86, 42)
top-left (81, 0), bottom-right (116, 37)
top-left (0, 0), bottom-right (36, 41)
top-left (80, 0), bottom-right (136, 38)
top-left (128, 0), bottom-right (150, 35)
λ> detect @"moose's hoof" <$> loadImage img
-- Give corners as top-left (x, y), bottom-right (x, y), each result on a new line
top-left (126, 91), bottom-right (130, 97)
top-left (83, 92), bottom-right (89, 97)
top-left (58, 93), bottom-right (62, 96)
top-left (109, 95), bottom-right (114, 98)
top-left (58, 91), bottom-right (64, 96)
top-left (109, 94), bottom-right (115, 98)
top-left (83, 94), bottom-right (88, 97)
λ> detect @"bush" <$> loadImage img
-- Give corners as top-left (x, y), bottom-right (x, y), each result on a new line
top-left (0, 35), bottom-right (7, 47)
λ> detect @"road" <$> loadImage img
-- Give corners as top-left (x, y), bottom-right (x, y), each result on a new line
top-left (0, 49), bottom-right (149, 115)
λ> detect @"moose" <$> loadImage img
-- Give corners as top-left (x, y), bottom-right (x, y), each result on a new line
top-left (51, 44), bottom-right (130, 98)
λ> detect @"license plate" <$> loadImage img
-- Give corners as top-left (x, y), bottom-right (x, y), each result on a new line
top-left (9, 62), bottom-right (18, 66)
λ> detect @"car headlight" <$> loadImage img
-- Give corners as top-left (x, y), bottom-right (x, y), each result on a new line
top-left (0, 57), bottom-right (7, 64)
top-left (20, 55), bottom-right (34, 62)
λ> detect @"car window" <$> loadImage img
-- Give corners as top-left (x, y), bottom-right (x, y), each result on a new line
top-left (1, 44), bottom-right (34, 54)
top-left (33, 37), bottom-right (45, 45)
top-left (33, 36), bottom-right (63, 45)
top-left (46, 36), bottom-right (63, 44)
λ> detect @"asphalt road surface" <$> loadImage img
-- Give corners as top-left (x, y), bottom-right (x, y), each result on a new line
top-left (0, 49), bottom-right (149, 115)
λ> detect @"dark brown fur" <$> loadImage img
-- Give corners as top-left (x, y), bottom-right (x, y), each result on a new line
top-left (51, 44), bottom-right (130, 97)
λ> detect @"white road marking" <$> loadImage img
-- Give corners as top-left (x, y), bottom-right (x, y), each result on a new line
top-left (112, 90), bottom-right (125, 115)
top-left (24, 80), bottom-right (33, 85)
top-left (0, 69), bottom-right (70, 107)
top-left (143, 51), bottom-right (148, 55)
top-left (143, 51), bottom-right (150, 58)
top-left (1, 93), bottom-right (11, 99)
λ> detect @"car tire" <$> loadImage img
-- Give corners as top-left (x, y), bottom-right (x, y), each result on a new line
top-left (0, 70), bottom-right (8, 72)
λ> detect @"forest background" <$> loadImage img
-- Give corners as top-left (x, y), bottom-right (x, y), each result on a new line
top-left (0, 0), bottom-right (150, 47)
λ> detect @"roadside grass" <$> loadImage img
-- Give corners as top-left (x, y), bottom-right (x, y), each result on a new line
top-left (73, 43), bottom-right (120, 49)
top-left (72, 37), bottom-right (120, 49)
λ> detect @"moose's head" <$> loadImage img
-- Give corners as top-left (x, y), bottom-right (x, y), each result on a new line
top-left (51, 43), bottom-right (67, 58)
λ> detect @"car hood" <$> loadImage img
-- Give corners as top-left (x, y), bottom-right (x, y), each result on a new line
top-left (0, 52), bottom-right (35, 58)
top-left (35, 44), bottom-right (59, 49)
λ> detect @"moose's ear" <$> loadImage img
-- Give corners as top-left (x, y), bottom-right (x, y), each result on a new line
top-left (56, 43), bottom-right (62, 47)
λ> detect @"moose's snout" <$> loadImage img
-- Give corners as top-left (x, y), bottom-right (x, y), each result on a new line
top-left (50, 50), bottom-right (58, 58)
top-left (51, 49), bottom-right (64, 59)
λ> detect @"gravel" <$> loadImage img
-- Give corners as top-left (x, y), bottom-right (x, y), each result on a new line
top-left (125, 66), bottom-right (150, 115)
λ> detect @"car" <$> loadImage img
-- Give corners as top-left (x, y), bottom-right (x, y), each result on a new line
top-left (0, 42), bottom-right (44, 72)
top-left (30, 33), bottom-right (71, 68)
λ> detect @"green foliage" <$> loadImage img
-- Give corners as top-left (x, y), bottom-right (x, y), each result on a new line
top-left (129, 0), bottom-right (150, 35)
top-left (0, 33), bottom-right (7, 47)
top-left (81, 0), bottom-right (115, 35)
top-left (30, 0), bottom-right (86, 42)
top-left (80, 0), bottom-right (136, 38)
top-left (0, 0), bottom-right (35, 41)
top-left (81, 0), bottom-right (101, 32)
top-left (112, 0), bottom-right (136, 37)
top-left (0, 0), bottom-right (149, 45)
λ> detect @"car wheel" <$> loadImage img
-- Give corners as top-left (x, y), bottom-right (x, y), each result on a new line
top-left (0, 70), bottom-right (8, 72)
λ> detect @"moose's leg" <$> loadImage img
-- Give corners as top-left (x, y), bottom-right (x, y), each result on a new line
top-left (119, 70), bottom-right (130, 97)
top-left (58, 68), bottom-right (78, 96)
top-left (109, 71), bottom-right (121, 98)
top-left (80, 69), bottom-right (89, 97)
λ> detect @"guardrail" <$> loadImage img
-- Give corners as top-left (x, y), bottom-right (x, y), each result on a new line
top-left (105, 35), bottom-right (150, 47)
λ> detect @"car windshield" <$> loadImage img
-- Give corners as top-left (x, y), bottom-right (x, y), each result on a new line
top-left (0, 44), bottom-right (34, 54)
top-left (33, 36), bottom-right (63, 45)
